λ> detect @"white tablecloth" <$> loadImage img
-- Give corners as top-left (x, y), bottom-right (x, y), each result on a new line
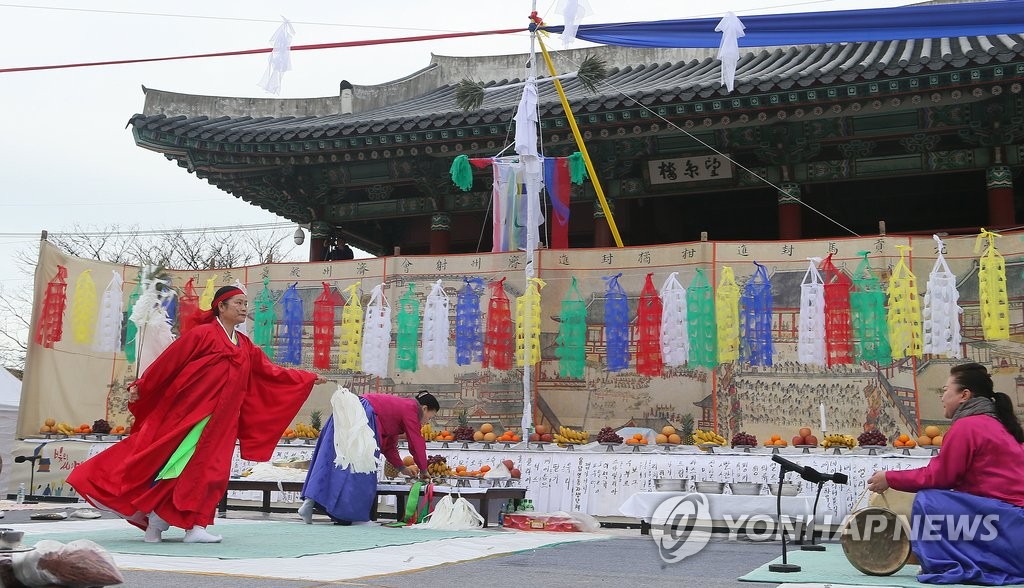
top-left (619, 492), bottom-right (818, 523)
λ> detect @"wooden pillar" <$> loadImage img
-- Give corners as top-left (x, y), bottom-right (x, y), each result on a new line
top-left (309, 221), bottom-right (333, 262)
top-left (777, 182), bottom-right (802, 240)
top-left (593, 200), bottom-right (615, 248)
top-left (986, 166), bottom-right (1015, 227)
top-left (430, 212), bottom-right (451, 254)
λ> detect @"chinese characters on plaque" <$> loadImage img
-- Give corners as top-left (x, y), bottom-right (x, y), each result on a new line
top-left (648, 153), bottom-right (733, 185)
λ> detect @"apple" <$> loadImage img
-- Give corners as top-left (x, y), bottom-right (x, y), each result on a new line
top-left (804, 435), bottom-right (818, 446)
top-left (502, 459), bottom-right (515, 470)
top-left (540, 433), bottom-right (553, 442)
top-left (510, 468), bottom-right (521, 479)
top-left (535, 424), bottom-right (549, 435)
top-left (529, 433), bottom-right (541, 442)
top-left (792, 436), bottom-right (804, 446)
top-left (799, 427), bottom-right (812, 438)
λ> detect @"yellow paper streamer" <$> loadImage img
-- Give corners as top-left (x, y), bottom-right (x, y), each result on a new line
top-left (976, 229), bottom-right (1009, 340)
top-left (339, 282), bottom-right (363, 370)
top-left (70, 269), bottom-right (98, 345)
top-left (886, 245), bottom-right (923, 358)
top-left (716, 267), bottom-right (741, 363)
top-left (198, 275), bottom-right (219, 311)
top-left (516, 277), bottom-right (546, 367)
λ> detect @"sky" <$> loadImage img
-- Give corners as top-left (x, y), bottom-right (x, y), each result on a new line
top-left (0, 0), bottom-right (921, 344)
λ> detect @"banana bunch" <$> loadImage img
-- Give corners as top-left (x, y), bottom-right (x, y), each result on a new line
top-left (421, 424), bottom-right (437, 441)
top-left (54, 422), bottom-right (76, 435)
top-left (293, 423), bottom-right (320, 438)
top-left (694, 429), bottom-right (726, 445)
top-left (822, 434), bottom-right (857, 449)
top-left (554, 426), bottom-right (590, 444)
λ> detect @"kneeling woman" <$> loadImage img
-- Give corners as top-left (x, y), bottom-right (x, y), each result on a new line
top-left (298, 391), bottom-right (438, 524)
top-left (867, 363), bottom-right (1024, 585)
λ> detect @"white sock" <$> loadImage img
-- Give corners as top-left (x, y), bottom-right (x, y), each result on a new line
top-left (143, 512), bottom-right (170, 543)
top-left (184, 526), bottom-right (222, 543)
top-left (298, 499), bottom-right (315, 525)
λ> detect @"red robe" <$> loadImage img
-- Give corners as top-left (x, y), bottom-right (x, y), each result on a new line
top-left (68, 321), bottom-right (316, 530)
top-left (364, 394), bottom-right (428, 471)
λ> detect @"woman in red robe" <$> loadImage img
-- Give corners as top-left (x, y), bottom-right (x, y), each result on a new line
top-left (68, 286), bottom-right (326, 543)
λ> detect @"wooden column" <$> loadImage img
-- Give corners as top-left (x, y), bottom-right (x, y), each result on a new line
top-left (430, 212), bottom-right (451, 254)
top-left (777, 182), bottom-right (802, 240)
top-left (987, 166), bottom-right (1015, 226)
top-left (593, 200), bottom-right (614, 248)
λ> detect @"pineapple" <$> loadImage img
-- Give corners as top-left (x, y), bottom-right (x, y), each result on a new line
top-left (310, 409), bottom-right (323, 433)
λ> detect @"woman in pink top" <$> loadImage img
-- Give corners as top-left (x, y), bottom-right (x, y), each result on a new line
top-left (867, 363), bottom-right (1024, 585)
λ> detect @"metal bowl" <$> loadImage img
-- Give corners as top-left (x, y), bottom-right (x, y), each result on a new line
top-left (695, 481), bottom-right (726, 494)
top-left (654, 478), bottom-right (689, 492)
top-left (729, 482), bottom-right (764, 496)
top-left (768, 482), bottom-right (802, 496)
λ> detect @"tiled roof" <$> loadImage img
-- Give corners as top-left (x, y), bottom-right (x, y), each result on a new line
top-left (130, 35), bottom-right (1024, 144)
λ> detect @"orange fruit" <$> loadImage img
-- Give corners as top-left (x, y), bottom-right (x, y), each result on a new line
top-left (932, 435), bottom-right (943, 447)
top-left (473, 431), bottom-right (485, 441)
top-left (403, 456), bottom-right (415, 466)
top-left (483, 432), bottom-right (497, 442)
top-left (905, 439), bottom-right (916, 448)
top-left (480, 465), bottom-right (491, 472)
top-left (44, 418), bottom-right (56, 427)
top-left (456, 465), bottom-right (467, 473)
top-left (639, 439), bottom-right (648, 445)
top-left (480, 423), bottom-right (494, 434)
top-left (625, 438), bottom-right (637, 445)
top-left (898, 434), bottom-right (910, 443)
top-left (512, 435), bottom-right (520, 442)
top-left (894, 439), bottom-right (904, 447)
top-left (917, 435), bottom-right (932, 446)
top-left (662, 426), bottom-right (676, 436)
top-left (771, 434), bottom-right (781, 442)
top-left (924, 425), bottom-right (941, 438)
top-left (656, 434), bottom-right (669, 444)
top-left (633, 433), bottom-right (644, 440)
top-left (668, 434), bottom-right (681, 444)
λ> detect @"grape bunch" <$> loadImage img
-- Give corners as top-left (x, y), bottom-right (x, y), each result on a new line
top-left (453, 426), bottom-right (476, 441)
top-left (91, 419), bottom-right (112, 434)
top-left (731, 432), bottom-right (757, 447)
top-left (597, 427), bottom-right (623, 444)
top-left (426, 455), bottom-right (450, 477)
top-left (857, 429), bottom-right (888, 446)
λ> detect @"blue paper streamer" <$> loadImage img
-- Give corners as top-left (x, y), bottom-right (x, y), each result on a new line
top-left (603, 273), bottom-right (630, 372)
top-left (741, 262), bottom-right (774, 367)
top-left (279, 282), bottom-right (303, 365)
top-left (455, 277), bottom-right (485, 366)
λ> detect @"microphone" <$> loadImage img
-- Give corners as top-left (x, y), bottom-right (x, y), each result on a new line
top-left (771, 454), bottom-right (806, 475)
top-left (773, 457), bottom-right (847, 485)
top-left (14, 455), bottom-right (38, 464)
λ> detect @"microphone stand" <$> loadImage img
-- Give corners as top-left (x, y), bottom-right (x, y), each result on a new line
top-left (800, 480), bottom-right (826, 551)
top-left (768, 467), bottom-right (801, 573)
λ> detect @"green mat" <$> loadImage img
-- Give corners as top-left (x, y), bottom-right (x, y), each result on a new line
top-left (29, 521), bottom-right (487, 560)
top-left (740, 543), bottom-right (979, 588)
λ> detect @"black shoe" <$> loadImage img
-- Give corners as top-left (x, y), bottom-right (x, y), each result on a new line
top-left (333, 519), bottom-right (352, 526)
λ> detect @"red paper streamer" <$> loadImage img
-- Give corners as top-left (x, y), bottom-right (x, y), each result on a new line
top-left (636, 273), bottom-right (664, 376)
top-left (483, 277), bottom-right (513, 370)
top-left (35, 265), bottom-right (69, 348)
top-left (312, 282), bottom-right (343, 370)
top-left (821, 254), bottom-right (854, 366)
top-left (178, 277), bottom-right (200, 336)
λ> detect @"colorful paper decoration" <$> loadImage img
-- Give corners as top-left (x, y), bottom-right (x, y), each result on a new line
top-left (851, 251), bottom-right (891, 364)
top-left (820, 253), bottom-right (853, 366)
top-left (178, 278), bottom-right (200, 337)
top-left (198, 275), bottom-right (218, 311)
top-left (362, 284), bottom-right (392, 378)
top-left (603, 273), bottom-right (630, 372)
top-left (483, 277), bottom-right (514, 370)
top-left (636, 273), bottom-right (664, 376)
top-left (687, 269), bottom-right (717, 369)
top-left (130, 277), bottom-right (175, 376)
top-left (70, 269), bottom-right (98, 345)
top-left (455, 277), bottom-right (485, 366)
top-left (716, 266), bottom-right (740, 364)
top-left (740, 262), bottom-right (773, 367)
top-left (977, 229), bottom-right (1009, 340)
top-left (886, 245), bottom-right (923, 359)
top-left (797, 258), bottom-right (826, 366)
top-left (555, 277), bottom-right (587, 379)
top-left (923, 235), bottom-right (962, 358)
top-left (339, 282), bottom-right (363, 371)
top-left (658, 272), bottom-right (689, 367)
top-left (515, 277), bottom-right (546, 367)
top-left (279, 282), bottom-right (303, 365)
top-left (312, 283), bottom-right (340, 370)
top-left (93, 271), bottom-right (123, 354)
top-left (123, 273), bottom-right (142, 363)
top-left (252, 278), bottom-right (275, 359)
top-left (422, 280), bottom-right (451, 368)
top-left (396, 284), bottom-right (420, 372)
top-left (35, 265), bottom-right (69, 349)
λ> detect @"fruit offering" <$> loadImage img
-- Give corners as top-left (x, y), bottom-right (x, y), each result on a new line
top-left (625, 433), bottom-right (648, 445)
top-left (857, 429), bottom-right (888, 447)
top-left (420, 424), bottom-right (438, 441)
top-left (917, 425), bottom-right (944, 447)
top-left (822, 434), bottom-right (857, 449)
top-left (290, 423), bottom-right (320, 439)
top-left (792, 427), bottom-right (818, 447)
top-left (893, 434), bottom-right (917, 448)
top-left (597, 427), bottom-right (623, 444)
top-left (731, 432), bottom-right (757, 447)
top-left (453, 425), bottom-right (475, 442)
top-left (554, 426), bottom-right (590, 444)
top-left (656, 426), bottom-right (683, 445)
top-left (91, 419), bottom-right (112, 435)
top-left (434, 429), bottom-right (456, 442)
top-left (75, 423), bottom-right (92, 435)
top-left (694, 429), bottom-right (727, 445)
top-left (495, 429), bottom-right (521, 443)
top-left (763, 434), bottom-right (788, 447)
top-left (529, 424), bottom-right (554, 443)
top-left (426, 455), bottom-right (452, 477)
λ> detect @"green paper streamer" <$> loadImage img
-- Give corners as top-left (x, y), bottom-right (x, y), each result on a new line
top-left (568, 152), bottom-right (589, 185)
top-left (252, 277), bottom-right (276, 359)
top-left (687, 269), bottom-right (718, 369)
top-left (851, 251), bottom-right (892, 364)
top-left (449, 155), bottom-right (474, 191)
top-left (555, 277), bottom-right (587, 379)
top-left (396, 284), bottom-right (420, 371)
top-left (124, 272), bottom-right (143, 364)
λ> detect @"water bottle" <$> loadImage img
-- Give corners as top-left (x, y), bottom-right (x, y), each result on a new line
top-left (498, 500), bottom-right (507, 526)
top-left (16, 483), bottom-right (25, 504)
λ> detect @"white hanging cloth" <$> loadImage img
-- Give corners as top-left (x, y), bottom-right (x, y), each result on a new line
top-left (411, 494), bottom-right (485, 531)
top-left (715, 12), bottom-right (745, 92)
top-left (421, 279), bottom-right (451, 368)
top-left (923, 235), bottom-right (963, 358)
top-left (130, 276), bottom-right (175, 376)
top-left (361, 284), bottom-right (392, 378)
top-left (258, 18), bottom-right (295, 95)
top-left (557, 0), bottom-right (593, 47)
top-left (330, 385), bottom-right (382, 473)
top-left (93, 271), bottom-right (123, 354)
top-left (659, 272), bottom-right (689, 367)
top-left (797, 257), bottom-right (827, 366)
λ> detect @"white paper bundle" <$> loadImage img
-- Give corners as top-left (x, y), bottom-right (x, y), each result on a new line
top-left (93, 271), bottom-right (123, 353)
top-left (330, 385), bottom-right (381, 473)
top-left (659, 272), bottom-right (689, 366)
top-left (923, 235), bottom-right (962, 358)
top-left (130, 277), bottom-right (176, 376)
top-left (421, 279), bottom-right (450, 368)
top-left (361, 284), bottom-right (392, 378)
top-left (797, 258), bottom-right (826, 366)
top-left (412, 494), bottom-right (484, 531)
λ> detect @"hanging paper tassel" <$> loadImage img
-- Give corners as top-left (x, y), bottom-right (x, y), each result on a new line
top-left (603, 273), bottom-right (630, 372)
top-left (556, 277), bottom-right (587, 379)
top-left (178, 278), bottom-right (199, 336)
top-left (252, 278), bottom-right (276, 359)
top-left (35, 265), bottom-right (69, 349)
top-left (740, 262), bottom-right (773, 366)
top-left (279, 282), bottom-right (303, 365)
top-left (976, 228), bottom-right (1009, 340)
top-left (69, 269), bottom-right (98, 345)
top-left (923, 235), bottom-right (963, 358)
top-left (797, 258), bottom-right (826, 366)
top-left (123, 273), bottom-right (143, 362)
top-left (130, 276), bottom-right (175, 376)
top-left (362, 284), bottom-right (392, 378)
top-left (396, 284), bottom-right (420, 372)
top-left (198, 275), bottom-right (218, 311)
top-left (339, 282), bottom-right (363, 371)
top-left (820, 253), bottom-right (853, 366)
top-left (450, 155), bottom-right (474, 191)
top-left (635, 273), bottom-right (664, 376)
top-left (687, 269), bottom-right (717, 369)
top-left (422, 280), bottom-right (451, 368)
top-left (515, 277), bottom-right (546, 367)
top-left (659, 272), bottom-right (689, 367)
top-left (483, 277), bottom-right (514, 370)
top-left (93, 271), bottom-right (123, 354)
top-left (568, 151), bottom-right (588, 184)
top-left (312, 283), bottom-right (340, 370)
top-left (455, 277), bottom-right (485, 366)
top-left (716, 266), bottom-right (741, 364)
top-left (887, 245), bottom-right (923, 359)
top-left (851, 251), bottom-right (892, 364)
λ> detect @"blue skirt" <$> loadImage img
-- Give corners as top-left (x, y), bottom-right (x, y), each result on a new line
top-left (911, 489), bottom-right (1024, 585)
top-left (300, 398), bottom-right (380, 522)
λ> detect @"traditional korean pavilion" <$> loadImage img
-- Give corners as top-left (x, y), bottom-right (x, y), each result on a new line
top-left (130, 27), bottom-right (1024, 260)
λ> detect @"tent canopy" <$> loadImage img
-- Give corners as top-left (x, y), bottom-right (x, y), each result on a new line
top-left (0, 370), bottom-right (20, 408)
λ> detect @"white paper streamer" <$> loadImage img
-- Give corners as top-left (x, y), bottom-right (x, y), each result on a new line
top-left (330, 386), bottom-right (381, 473)
top-left (421, 279), bottom-right (450, 368)
top-left (797, 257), bottom-right (827, 366)
top-left (412, 495), bottom-right (484, 530)
top-left (659, 272), bottom-right (689, 366)
top-left (258, 18), bottom-right (295, 95)
top-left (361, 284), bottom-right (392, 378)
top-left (923, 235), bottom-right (963, 358)
top-left (93, 271), bottom-right (123, 354)
top-left (556, 0), bottom-right (593, 48)
top-left (130, 275), bottom-right (175, 376)
top-left (715, 12), bottom-right (745, 92)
